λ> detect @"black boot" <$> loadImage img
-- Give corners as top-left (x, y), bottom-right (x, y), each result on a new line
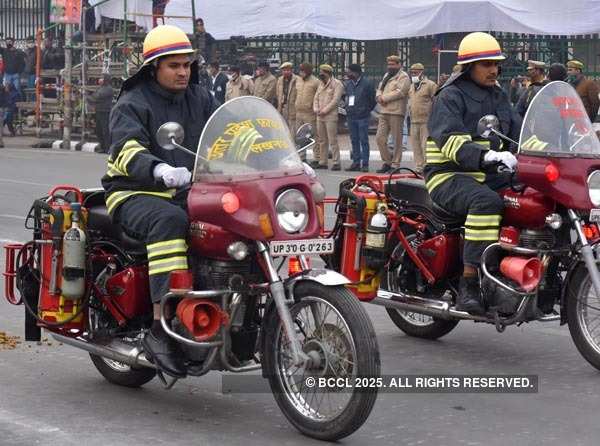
top-left (142, 323), bottom-right (187, 378)
top-left (456, 276), bottom-right (485, 315)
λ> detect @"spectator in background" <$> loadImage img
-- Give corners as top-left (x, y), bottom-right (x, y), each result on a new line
top-left (3, 83), bottom-right (21, 137)
top-left (83, 0), bottom-right (96, 33)
top-left (276, 62), bottom-right (298, 137)
top-left (0, 85), bottom-right (5, 147)
top-left (548, 63), bottom-right (567, 81)
top-left (253, 60), bottom-right (277, 105)
top-left (24, 37), bottom-right (37, 89)
top-left (88, 74), bottom-right (113, 154)
top-left (1, 38), bottom-right (25, 92)
top-left (515, 60), bottom-right (547, 118)
top-left (207, 61), bottom-right (228, 104)
top-left (375, 55), bottom-right (411, 173)
top-left (313, 64), bottom-right (344, 170)
top-left (194, 18), bottom-right (215, 63)
top-left (294, 62), bottom-right (320, 162)
top-left (567, 60), bottom-right (600, 122)
top-left (407, 62), bottom-right (437, 174)
top-left (344, 63), bottom-right (375, 172)
top-left (196, 56), bottom-right (212, 90)
top-left (225, 65), bottom-right (253, 101)
top-left (438, 72), bottom-right (450, 88)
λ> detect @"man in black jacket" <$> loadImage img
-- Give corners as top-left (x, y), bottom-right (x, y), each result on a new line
top-left (102, 25), bottom-right (217, 377)
top-left (344, 64), bottom-right (376, 172)
top-left (207, 61), bottom-right (228, 104)
top-left (1, 38), bottom-right (25, 92)
top-left (426, 32), bottom-right (521, 315)
top-left (88, 74), bottom-right (113, 153)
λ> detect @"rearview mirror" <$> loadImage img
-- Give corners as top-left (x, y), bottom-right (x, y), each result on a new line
top-left (295, 123), bottom-right (313, 141)
top-left (477, 115), bottom-right (500, 139)
top-left (156, 122), bottom-right (185, 150)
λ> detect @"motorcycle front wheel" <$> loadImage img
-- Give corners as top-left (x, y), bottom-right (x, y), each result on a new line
top-left (262, 281), bottom-right (380, 441)
top-left (567, 265), bottom-right (600, 371)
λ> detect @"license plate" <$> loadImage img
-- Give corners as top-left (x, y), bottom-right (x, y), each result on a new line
top-left (591, 209), bottom-right (600, 222)
top-left (270, 238), bottom-right (335, 257)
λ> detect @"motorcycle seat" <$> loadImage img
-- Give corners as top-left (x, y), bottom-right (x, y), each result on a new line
top-left (87, 205), bottom-right (147, 253)
top-left (384, 178), bottom-right (464, 227)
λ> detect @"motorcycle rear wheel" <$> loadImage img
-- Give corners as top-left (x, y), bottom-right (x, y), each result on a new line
top-left (567, 265), bottom-right (600, 371)
top-left (382, 247), bottom-right (458, 340)
top-left (90, 353), bottom-right (156, 388)
top-left (263, 282), bottom-right (380, 441)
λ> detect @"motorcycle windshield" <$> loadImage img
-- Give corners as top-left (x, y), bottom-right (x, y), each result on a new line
top-left (520, 81), bottom-right (600, 157)
top-left (193, 96), bottom-right (303, 182)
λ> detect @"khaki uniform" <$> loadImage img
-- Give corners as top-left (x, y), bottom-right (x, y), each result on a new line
top-left (313, 77), bottom-right (344, 166)
top-left (575, 77), bottom-right (600, 122)
top-left (253, 72), bottom-right (277, 104)
top-left (225, 76), bottom-right (254, 101)
top-left (276, 74), bottom-right (298, 131)
top-left (408, 77), bottom-right (438, 172)
top-left (375, 70), bottom-right (411, 166)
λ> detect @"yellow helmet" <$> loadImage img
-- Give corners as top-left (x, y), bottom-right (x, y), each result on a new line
top-left (457, 32), bottom-right (505, 65)
top-left (142, 25), bottom-right (195, 66)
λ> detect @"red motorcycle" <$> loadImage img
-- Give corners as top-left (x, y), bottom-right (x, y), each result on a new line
top-left (3, 97), bottom-right (380, 441)
top-left (323, 81), bottom-right (600, 371)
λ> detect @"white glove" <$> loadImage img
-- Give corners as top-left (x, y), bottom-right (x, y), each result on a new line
top-left (483, 150), bottom-right (518, 170)
top-left (153, 163), bottom-right (192, 188)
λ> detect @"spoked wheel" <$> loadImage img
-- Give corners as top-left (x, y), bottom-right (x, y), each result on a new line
top-left (567, 265), bottom-right (600, 371)
top-left (263, 282), bottom-right (380, 441)
top-left (88, 298), bottom-right (156, 387)
top-left (382, 241), bottom-right (459, 340)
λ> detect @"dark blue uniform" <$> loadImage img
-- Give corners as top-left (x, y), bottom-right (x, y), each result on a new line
top-left (425, 72), bottom-right (521, 267)
top-left (102, 66), bottom-right (217, 301)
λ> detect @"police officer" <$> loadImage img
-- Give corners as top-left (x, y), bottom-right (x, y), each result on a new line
top-left (426, 32), bottom-right (521, 315)
top-left (102, 25), bottom-right (217, 377)
top-left (515, 60), bottom-right (547, 118)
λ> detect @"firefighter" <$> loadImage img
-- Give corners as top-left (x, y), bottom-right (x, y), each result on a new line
top-left (425, 32), bottom-right (521, 315)
top-left (101, 25), bottom-right (217, 377)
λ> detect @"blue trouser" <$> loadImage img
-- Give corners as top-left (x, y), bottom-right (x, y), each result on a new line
top-left (348, 117), bottom-right (370, 166)
top-left (4, 73), bottom-right (20, 91)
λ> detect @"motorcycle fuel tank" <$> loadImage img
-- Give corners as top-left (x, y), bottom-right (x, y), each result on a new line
top-left (501, 187), bottom-right (556, 229)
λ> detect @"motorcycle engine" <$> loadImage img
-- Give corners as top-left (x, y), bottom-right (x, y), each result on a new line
top-left (519, 229), bottom-right (555, 250)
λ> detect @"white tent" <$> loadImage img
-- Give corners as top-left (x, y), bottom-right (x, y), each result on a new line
top-left (159, 0), bottom-right (600, 40)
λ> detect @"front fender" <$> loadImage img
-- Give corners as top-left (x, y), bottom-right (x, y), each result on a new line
top-left (285, 268), bottom-right (351, 288)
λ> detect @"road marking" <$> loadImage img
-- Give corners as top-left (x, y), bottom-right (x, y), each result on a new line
top-left (0, 214), bottom-right (24, 220)
top-left (0, 238), bottom-right (23, 244)
top-left (0, 177), bottom-right (52, 187)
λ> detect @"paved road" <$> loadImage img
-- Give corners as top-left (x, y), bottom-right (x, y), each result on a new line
top-left (0, 147), bottom-right (598, 446)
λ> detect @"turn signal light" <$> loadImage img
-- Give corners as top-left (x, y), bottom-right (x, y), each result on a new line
top-left (259, 213), bottom-right (274, 238)
top-left (288, 256), bottom-right (310, 275)
top-left (545, 163), bottom-right (560, 183)
top-left (221, 192), bottom-right (240, 214)
top-left (583, 224), bottom-right (600, 242)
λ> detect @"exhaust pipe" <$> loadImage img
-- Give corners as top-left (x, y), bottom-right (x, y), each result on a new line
top-left (51, 333), bottom-right (156, 369)
top-left (375, 289), bottom-right (491, 322)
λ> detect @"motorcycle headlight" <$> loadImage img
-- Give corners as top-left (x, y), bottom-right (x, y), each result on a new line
top-left (275, 189), bottom-right (309, 233)
top-left (588, 171), bottom-right (600, 206)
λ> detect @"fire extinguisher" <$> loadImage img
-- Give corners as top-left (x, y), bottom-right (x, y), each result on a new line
top-left (362, 203), bottom-right (389, 269)
top-left (61, 203), bottom-right (87, 300)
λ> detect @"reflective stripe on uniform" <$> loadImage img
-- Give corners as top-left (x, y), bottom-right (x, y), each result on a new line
top-left (147, 239), bottom-right (188, 259)
top-left (464, 227), bottom-right (500, 241)
top-left (114, 140), bottom-right (147, 175)
top-left (521, 135), bottom-right (548, 151)
top-left (465, 214), bottom-right (502, 227)
top-left (441, 134), bottom-right (471, 163)
top-left (425, 172), bottom-right (455, 193)
top-left (105, 189), bottom-right (176, 214)
top-left (464, 213), bottom-right (501, 241)
top-left (148, 255), bottom-right (189, 276)
top-left (426, 139), bottom-right (490, 165)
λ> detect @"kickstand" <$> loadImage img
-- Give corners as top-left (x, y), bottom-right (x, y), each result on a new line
top-left (493, 311), bottom-right (506, 333)
top-left (156, 369), bottom-right (179, 390)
